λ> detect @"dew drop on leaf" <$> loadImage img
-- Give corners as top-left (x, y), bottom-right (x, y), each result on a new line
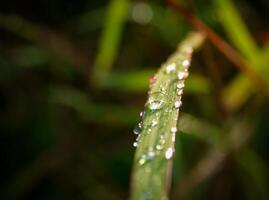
top-left (171, 127), bottom-right (177, 133)
top-left (148, 100), bottom-right (164, 110)
top-left (165, 147), bottom-right (174, 160)
top-left (174, 100), bottom-right (182, 108)
top-left (182, 60), bottom-right (190, 68)
top-left (165, 63), bottom-right (176, 74)
top-left (177, 82), bottom-right (185, 89)
top-left (177, 71), bottom-right (189, 80)
top-left (133, 126), bottom-right (140, 135)
top-left (151, 119), bottom-right (158, 127)
top-left (177, 89), bottom-right (183, 96)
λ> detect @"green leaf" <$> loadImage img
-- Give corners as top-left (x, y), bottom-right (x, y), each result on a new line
top-left (130, 32), bottom-right (205, 200)
top-left (92, 0), bottom-right (129, 84)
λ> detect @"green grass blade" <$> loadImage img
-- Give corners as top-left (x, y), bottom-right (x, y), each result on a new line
top-left (215, 0), bottom-right (269, 112)
top-left (130, 32), bottom-right (205, 200)
top-left (101, 70), bottom-right (210, 94)
top-left (215, 0), bottom-right (261, 66)
top-left (92, 0), bottom-right (129, 84)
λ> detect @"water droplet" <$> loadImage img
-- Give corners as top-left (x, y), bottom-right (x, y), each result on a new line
top-left (171, 127), bottom-right (177, 133)
top-left (156, 144), bottom-right (163, 150)
top-left (140, 111), bottom-right (145, 118)
top-left (133, 126), bottom-right (140, 135)
top-left (139, 156), bottom-right (146, 165)
top-left (166, 63), bottom-right (176, 74)
top-left (138, 150), bottom-right (156, 166)
top-left (182, 60), bottom-right (190, 68)
top-left (174, 100), bottom-right (182, 108)
top-left (148, 100), bottom-right (164, 110)
top-left (177, 82), bottom-right (185, 89)
top-left (136, 134), bottom-right (141, 141)
top-left (133, 142), bottom-right (138, 147)
top-left (165, 147), bottom-right (174, 159)
top-left (178, 71), bottom-right (189, 80)
top-left (151, 120), bottom-right (158, 127)
top-left (177, 89), bottom-right (183, 96)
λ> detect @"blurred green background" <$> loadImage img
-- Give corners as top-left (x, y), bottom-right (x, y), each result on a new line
top-left (0, 0), bottom-right (269, 199)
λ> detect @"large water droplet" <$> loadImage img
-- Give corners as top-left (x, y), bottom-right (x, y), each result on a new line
top-left (165, 147), bottom-right (174, 159)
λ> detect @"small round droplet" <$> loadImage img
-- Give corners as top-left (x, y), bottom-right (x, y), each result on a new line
top-left (182, 60), bottom-right (190, 68)
top-left (133, 126), bottom-right (140, 135)
top-left (156, 144), bottom-right (162, 150)
top-left (174, 100), bottom-right (182, 108)
top-left (151, 120), bottom-right (158, 127)
top-left (178, 71), bottom-right (189, 80)
top-left (133, 142), bottom-right (138, 147)
top-left (139, 157), bottom-right (146, 165)
top-left (171, 127), bottom-right (177, 133)
top-left (177, 89), bottom-right (183, 96)
top-left (177, 82), bottom-right (185, 89)
top-left (166, 63), bottom-right (176, 74)
top-left (165, 147), bottom-right (174, 159)
top-left (148, 100), bottom-right (163, 110)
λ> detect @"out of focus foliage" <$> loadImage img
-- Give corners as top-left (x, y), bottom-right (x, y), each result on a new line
top-left (0, 0), bottom-right (269, 200)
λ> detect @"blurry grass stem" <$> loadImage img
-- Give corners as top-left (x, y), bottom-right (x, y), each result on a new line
top-left (92, 0), bottom-right (129, 85)
top-left (166, 0), bottom-right (269, 100)
top-left (215, 0), bottom-right (269, 112)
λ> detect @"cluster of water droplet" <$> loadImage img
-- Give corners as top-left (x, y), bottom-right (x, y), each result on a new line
top-left (133, 45), bottom-right (193, 166)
